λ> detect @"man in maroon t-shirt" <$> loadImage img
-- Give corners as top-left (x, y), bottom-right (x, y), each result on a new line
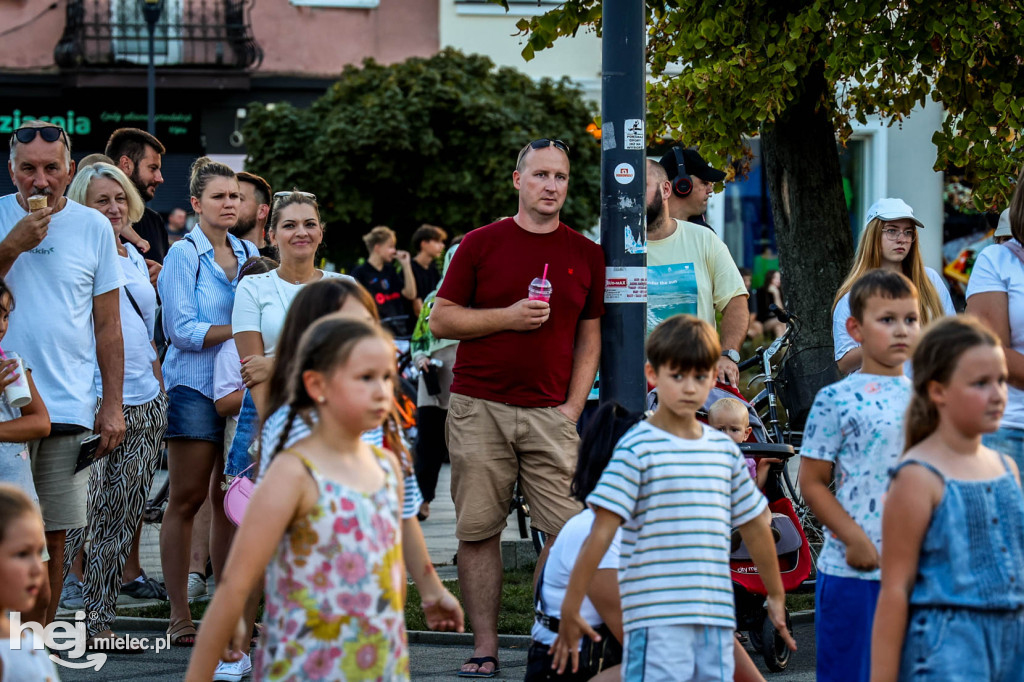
top-left (431, 139), bottom-right (605, 677)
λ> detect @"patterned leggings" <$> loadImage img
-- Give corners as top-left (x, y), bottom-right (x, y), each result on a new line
top-left (65, 393), bottom-right (167, 636)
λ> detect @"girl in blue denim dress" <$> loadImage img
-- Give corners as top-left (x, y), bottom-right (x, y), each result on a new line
top-left (871, 317), bottom-right (1024, 681)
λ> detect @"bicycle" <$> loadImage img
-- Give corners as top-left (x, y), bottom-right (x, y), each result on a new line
top-left (510, 479), bottom-right (547, 557)
top-left (737, 305), bottom-right (838, 588)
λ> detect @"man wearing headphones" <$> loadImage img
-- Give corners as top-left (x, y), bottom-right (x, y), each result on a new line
top-left (646, 157), bottom-right (749, 385)
top-left (658, 146), bottom-right (725, 231)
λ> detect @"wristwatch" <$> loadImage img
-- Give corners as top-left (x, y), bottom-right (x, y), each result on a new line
top-left (722, 349), bottom-right (740, 364)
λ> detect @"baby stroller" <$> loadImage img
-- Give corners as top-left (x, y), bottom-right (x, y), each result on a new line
top-left (731, 441), bottom-right (811, 673)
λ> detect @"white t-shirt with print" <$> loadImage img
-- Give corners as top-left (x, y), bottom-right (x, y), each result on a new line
top-left (0, 195), bottom-right (124, 427)
top-left (95, 243), bottom-right (160, 406)
top-left (801, 372), bottom-right (911, 580)
top-left (232, 270), bottom-right (350, 356)
top-left (966, 243), bottom-right (1024, 430)
top-left (531, 508), bottom-right (622, 647)
top-left (647, 219), bottom-right (747, 334)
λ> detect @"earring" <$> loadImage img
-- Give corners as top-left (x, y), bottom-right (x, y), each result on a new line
top-left (316, 396), bottom-right (326, 404)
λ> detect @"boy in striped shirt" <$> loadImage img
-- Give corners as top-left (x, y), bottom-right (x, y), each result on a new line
top-left (552, 315), bottom-right (794, 681)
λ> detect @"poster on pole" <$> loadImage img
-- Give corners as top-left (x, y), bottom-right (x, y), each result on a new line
top-left (604, 266), bottom-right (647, 304)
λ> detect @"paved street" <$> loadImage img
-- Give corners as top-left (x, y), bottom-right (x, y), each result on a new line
top-left (57, 463), bottom-right (817, 680)
top-left (55, 621), bottom-right (817, 680)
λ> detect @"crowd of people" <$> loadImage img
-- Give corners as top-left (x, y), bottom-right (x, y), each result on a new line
top-left (0, 118), bottom-right (1021, 682)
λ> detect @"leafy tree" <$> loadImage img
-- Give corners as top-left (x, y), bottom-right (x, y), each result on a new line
top-left (242, 48), bottom-right (601, 267)
top-left (505, 0), bottom-right (1024, 404)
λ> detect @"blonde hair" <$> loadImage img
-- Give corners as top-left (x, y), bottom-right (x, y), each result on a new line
top-left (708, 397), bottom-right (749, 426)
top-left (362, 225), bottom-right (395, 252)
top-left (67, 162), bottom-right (145, 224)
top-left (833, 217), bottom-right (944, 324)
top-left (905, 316), bottom-right (1000, 451)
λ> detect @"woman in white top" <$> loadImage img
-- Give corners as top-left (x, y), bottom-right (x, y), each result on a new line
top-left (64, 163), bottom-right (167, 648)
top-left (227, 191), bottom-right (347, 478)
top-left (832, 198), bottom-right (955, 374)
top-left (966, 177), bottom-right (1024, 473)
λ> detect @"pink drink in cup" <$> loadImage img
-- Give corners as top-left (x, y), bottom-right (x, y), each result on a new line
top-left (528, 263), bottom-right (552, 302)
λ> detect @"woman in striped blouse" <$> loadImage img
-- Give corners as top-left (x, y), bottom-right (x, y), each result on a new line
top-left (156, 157), bottom-right (256, 646)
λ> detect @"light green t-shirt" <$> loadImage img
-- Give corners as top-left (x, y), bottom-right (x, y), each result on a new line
top-left (647, 219), bottom-right (747, 333)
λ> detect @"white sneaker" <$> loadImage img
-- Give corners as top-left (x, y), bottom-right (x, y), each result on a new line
top-left (213, 653), bottom-right (252, 681)
top-left (187, 572), bottom-right (208, 601)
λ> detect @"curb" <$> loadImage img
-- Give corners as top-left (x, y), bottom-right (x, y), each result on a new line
top-left (108, 616), bottom-right (537, 647)
top-left (791, 609), bottom-right (814, 624)
top-left (408, 631), bottom-right (531, 647)
top-left (109, 616), bottom-right (814, 640)
top-left (113, 616), bottom-right (171, 632)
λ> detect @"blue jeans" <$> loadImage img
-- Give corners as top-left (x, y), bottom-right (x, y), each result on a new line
top-left (982, 426), bottom-right (1024, 474)
top-left (225, 390), bottom-right (258, 478)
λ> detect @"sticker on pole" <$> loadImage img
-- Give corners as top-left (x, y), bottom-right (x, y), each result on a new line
top-left (604, 267), bottom-right (647, 304)
top-left (624, 119), bottom-right (645, 150)
top-left (614, 163), bottom-right (635, 184)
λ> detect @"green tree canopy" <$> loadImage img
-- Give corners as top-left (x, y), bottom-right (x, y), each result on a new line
top-left (504, 0), bottom-right (1024, 407)
top-left (242, 48), bottom-right (601, 266)
top-left (507, 0), bottom-right (1023, 209)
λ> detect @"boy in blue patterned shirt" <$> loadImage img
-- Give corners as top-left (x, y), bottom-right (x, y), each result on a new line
top-left (800, 269), bottom-right (921, 682)
top-left (552, 315), bottom-right (794, 681)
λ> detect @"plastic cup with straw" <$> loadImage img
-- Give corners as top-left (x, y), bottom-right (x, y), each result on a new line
top-left (528, 263), bottom-right (552, 302)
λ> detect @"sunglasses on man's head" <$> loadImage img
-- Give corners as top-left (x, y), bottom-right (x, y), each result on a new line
top-left (12, 126), bottom-right (69, 149)
top-left (273, 190), bottom-right (317, 202)
top-left (517, 138), bottom-right (570, 167)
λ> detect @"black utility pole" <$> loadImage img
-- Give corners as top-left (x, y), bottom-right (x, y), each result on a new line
top-left (599, 0), bottom-right (647, 412)
top-left (141, 0), bottom-right (165, 135)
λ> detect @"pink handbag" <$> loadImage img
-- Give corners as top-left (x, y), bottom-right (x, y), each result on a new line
top-left (224, 463), bottom-right (255, 526)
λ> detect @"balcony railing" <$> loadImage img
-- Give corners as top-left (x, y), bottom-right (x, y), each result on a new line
top-left (55, 0), bottom-right (263, 70)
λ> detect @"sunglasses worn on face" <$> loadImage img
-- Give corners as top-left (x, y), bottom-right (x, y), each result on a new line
top-left (12, 126), bottom-right (69, 149)
top-left (273, 190), bottom-right (317, 202)
top-left (517, 138), bottom-right (570, 167)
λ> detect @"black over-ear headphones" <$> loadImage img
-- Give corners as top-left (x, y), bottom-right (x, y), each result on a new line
top-left (672, 147), bottom-right (693, 198)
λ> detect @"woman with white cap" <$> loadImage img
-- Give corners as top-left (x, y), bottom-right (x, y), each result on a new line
top-left (832, 198), bottom-right (956, 374)
top-left (966, 172), bottom-right (1024, 472)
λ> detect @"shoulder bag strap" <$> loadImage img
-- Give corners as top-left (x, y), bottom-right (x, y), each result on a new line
top-left (1002, 239), bottom-right (1024, 267)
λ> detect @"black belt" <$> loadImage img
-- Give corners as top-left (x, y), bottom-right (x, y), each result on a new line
top-left (534, 610), bottom-right (560, 633)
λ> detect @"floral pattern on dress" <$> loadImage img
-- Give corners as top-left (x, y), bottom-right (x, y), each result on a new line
top-left (254, 447), bottom-right (408, 681)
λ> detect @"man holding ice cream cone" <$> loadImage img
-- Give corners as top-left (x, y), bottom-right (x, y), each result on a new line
top-left (1, 120), bottom-right (126, 626)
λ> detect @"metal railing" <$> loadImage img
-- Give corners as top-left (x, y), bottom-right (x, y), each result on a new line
top-left (55, 0), bottom-right (262, 70)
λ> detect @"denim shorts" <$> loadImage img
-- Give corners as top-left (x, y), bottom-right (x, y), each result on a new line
top-left (225, 390), bottom-right (258, 478)
top-left (165, 385), bottom-right (225, 444)
top-left (982, 426), bottom-right (1024, 474)
top-left (900, 607), bottom-right (1024, 680)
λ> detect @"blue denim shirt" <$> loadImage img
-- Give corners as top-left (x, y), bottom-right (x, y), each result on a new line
top-left (893, 458), bottom-right (1024, 610)
top-left (157, 228), bottom-right (256, 398)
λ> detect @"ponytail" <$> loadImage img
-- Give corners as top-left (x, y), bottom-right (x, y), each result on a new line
top-left (904, 394), bottom-right (940, 452)
top-left (904, 315), bottom-right (1001, 452)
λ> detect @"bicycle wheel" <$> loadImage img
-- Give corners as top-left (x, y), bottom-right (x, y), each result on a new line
top-left (139, 468), bottom-right (169, 583)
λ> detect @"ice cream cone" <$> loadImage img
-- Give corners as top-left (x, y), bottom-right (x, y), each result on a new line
top-left (27, 195), bottom-right (48, 211)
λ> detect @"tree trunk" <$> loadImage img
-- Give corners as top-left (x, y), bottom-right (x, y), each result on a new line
top-left (760, 60), bottom-right (852, 428)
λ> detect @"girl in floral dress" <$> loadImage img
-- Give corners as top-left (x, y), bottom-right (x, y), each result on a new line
top-left (187, 317), bottom-right (412, 681)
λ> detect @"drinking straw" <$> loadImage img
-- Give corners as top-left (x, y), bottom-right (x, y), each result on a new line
top-left (0, 346), bottom-right (7, 360)
top-left (542, 263), bottom-right (549, 281)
